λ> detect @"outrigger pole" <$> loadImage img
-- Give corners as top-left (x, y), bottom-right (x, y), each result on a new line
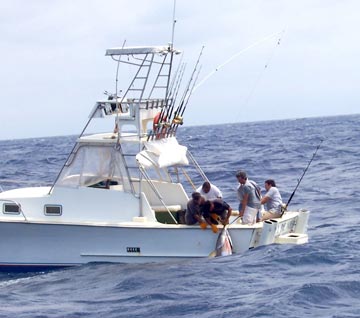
top-left (282, 139), bottom-right (323, 214)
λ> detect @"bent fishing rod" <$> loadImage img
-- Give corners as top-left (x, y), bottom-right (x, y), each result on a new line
top-left (281, 139), bottom-right (323, 215)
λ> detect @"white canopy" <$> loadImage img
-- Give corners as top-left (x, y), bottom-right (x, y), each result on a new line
top-left (56, 144), bottom-right (131, 190)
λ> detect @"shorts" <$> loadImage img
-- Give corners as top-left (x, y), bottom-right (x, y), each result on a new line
top-left (242, 206), bottom-right (258, 224)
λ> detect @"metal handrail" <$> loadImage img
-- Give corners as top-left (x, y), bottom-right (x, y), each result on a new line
top-left (186, 150), bottom-right (208, 182)
top-left (138, 166), bottom-right (178, 224)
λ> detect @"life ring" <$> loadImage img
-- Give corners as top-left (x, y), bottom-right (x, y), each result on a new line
top-left (153, 112), bottom-right (162, 130)
top-left (153, 112), bottom-right (167, 138)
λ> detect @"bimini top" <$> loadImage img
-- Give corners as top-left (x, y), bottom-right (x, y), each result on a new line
top-left (105, 45), bottom-right (180, 56)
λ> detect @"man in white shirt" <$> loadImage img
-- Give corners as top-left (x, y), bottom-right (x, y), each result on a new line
top-left (260, 179), bottom-right (283, 221)
top-left (196, 181), bottom-right (222, 201)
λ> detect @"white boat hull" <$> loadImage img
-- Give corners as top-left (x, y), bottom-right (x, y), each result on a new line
top-left (0, 211), bottom-right (308, 270)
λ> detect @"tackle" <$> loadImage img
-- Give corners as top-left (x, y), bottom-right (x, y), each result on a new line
top-left (282, 139), bottom-right (323, 215)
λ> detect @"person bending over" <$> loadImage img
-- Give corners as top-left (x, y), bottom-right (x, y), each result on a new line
top-left (201, 199), bottom-right (232, 233)
top-left (185, 192), bottom-right (206, 227)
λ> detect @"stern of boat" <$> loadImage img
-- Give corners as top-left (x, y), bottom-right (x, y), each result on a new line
top-left (253, 209), bottom-right (310, 248)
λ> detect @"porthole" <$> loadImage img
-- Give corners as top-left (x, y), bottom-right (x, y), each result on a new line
top-left (44, 205), bottom-right (62, 216)
top-left (3, 203), bottom-right (20, 214)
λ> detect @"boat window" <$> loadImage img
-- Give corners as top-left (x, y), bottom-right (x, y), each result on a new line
top-left (55, 144), bottom-right (132, 192)
top-left (44, 205), bottom-right (62, 216)
top-left (89, 179), bottom-right (119, 189)
top-left (3, 203), bottom-right (20, 214)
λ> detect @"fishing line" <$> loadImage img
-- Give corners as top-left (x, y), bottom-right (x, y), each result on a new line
top-left (234, 34), bottom-right (283, 122)
top-left (192, 30), bottom-right (284, 94)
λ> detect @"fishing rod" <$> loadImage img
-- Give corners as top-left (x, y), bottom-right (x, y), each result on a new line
top-left (181, 65), bottom-right (201, 112)
top-left (163, 63), bottom-right (187, 138)
top-left (167, 62), bottom-right (186, 120)
top-left (172, 65), bottom-right (202, 135)
top-left (167, 60), bottom-right (186, 107)
top-left (167, 56), bottom-right (184, 100)
top-left (179, 46), bottom-right (204, 104)
top-left (169, 46), bottom-right (204, 135)
top-left (161, 60), bottom-right (186, 134)
top-left (281, 139), bottom-right (323, 214)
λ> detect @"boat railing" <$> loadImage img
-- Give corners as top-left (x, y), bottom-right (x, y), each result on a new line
top-left (186, 150), bottom-right (209, 183)
top-left (95, 98), bottom-right (169, 116)
top-left (92, 97), bottom-right (173, 139)
top-left (138, 166), bottom-right (178, 224)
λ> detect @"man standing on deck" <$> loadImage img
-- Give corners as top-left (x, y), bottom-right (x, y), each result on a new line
top-left (236, 170), bottom-right (261, 224)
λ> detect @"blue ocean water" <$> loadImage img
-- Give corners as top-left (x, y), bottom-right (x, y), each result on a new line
top-left (0, 114), bottom-right (359, 318)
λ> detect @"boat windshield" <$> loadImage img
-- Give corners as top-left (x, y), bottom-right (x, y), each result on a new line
top-left (55, 144), bottom-right (132, 190)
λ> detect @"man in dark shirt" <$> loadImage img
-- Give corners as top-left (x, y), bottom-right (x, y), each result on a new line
top-left (201, 199), bottom-right (232, 233)
top-left (185, 192), bottom-right (206, 226)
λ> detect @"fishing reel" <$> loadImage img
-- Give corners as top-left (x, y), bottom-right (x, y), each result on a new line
top-left (172, 116), bottom-right (183, 125)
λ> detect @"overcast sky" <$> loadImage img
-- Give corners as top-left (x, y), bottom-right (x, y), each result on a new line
top-left (0, 0), bottom-right (359, 140)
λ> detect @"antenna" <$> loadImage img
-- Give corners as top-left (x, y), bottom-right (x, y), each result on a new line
top-left (170, 0), bottom-right (177, 48)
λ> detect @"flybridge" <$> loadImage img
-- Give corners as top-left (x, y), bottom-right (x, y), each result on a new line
top-left (90, 98), bottom-right (172, 137)
top-left (88, 43), bottom-right (194, 140)
top-left (48, 43), bottom-right (204, 198)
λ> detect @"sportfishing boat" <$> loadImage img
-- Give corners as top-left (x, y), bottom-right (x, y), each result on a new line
top-left (0, 44), bottom-right (310, 270)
